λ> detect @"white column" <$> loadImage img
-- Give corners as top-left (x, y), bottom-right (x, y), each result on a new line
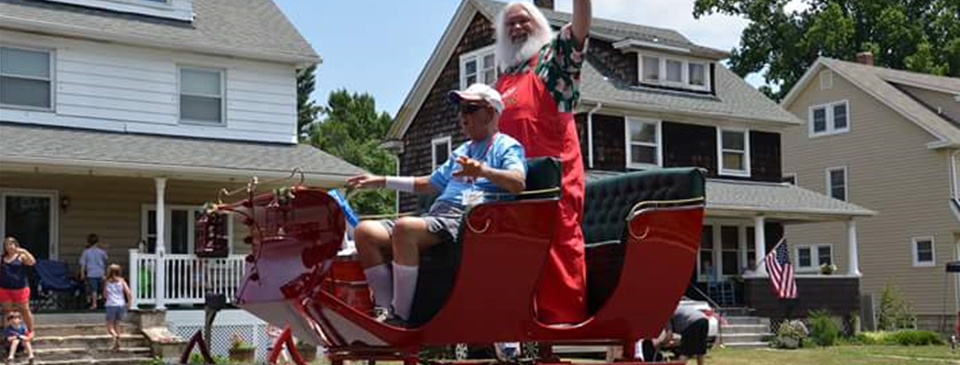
top-left (129, 249), bottom-right (140, 308)
top-left (154, 177), bottom-right (167, 309)
top-left (754, 215), bottom-right (767, 276)
top-left (846, 219), bottom-right (861, 277)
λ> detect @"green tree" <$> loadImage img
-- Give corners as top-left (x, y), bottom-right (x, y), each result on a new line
top-left (297, 65), bottom-right (322, 141)
top-left (693, 0), bottom-right (960, 101)
top-left (309, 89), bottom-right (396, 215)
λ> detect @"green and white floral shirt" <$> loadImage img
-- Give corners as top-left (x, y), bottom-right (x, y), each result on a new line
top-left (502, 24), bottom-right (588, 113)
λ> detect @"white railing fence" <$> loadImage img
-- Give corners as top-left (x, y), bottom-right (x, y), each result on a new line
top-left (129, 249), bottom-right (247, 308)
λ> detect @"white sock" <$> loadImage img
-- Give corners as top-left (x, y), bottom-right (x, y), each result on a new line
top-left (363, 264), bottom-right (393, 309)
top-left (391, 262), bottom-right (419, 320)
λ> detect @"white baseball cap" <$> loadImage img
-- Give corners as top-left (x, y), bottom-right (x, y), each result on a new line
top-left (449, 83), bottom-right (504, 113)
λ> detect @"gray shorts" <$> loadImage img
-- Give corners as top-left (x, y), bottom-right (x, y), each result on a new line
top-left (105, 306), bottom-right (127, 322)
top-left (380, 200), bottom-right (464, 243)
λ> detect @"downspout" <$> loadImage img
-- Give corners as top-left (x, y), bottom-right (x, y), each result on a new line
top-left (586, 102), bottom-right (603, 169)
top-left (952, 149), bottom-right (960, 199)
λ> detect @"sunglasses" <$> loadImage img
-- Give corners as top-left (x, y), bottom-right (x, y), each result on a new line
top-left (459, 103), bottom-right (486, 115)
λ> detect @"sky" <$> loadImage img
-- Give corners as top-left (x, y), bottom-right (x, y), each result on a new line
top-left (273, 0), bottom-right (783, 116)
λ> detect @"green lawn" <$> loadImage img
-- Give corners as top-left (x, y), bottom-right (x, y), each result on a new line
top-left (705, 345), bottom-right (960, 365)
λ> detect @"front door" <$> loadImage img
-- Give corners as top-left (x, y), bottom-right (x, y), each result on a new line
top-left (0, 190), bottom-right (57, 259)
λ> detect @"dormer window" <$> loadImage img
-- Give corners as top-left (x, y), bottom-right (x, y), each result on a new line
top-left (638, 52), bottom-right (711, 92)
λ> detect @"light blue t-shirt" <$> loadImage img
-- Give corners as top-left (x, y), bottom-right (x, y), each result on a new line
top-left (429, 133), bottom-right (526, 208)
top-left (79, 246), bottom-right (108, 278)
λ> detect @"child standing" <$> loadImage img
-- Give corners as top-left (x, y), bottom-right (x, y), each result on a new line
top-left (103, 264), bottom-right (132, 351)
top-left (80, 234), bottom-right (108, 310)
top-left (4, 311), bottom-right (33, 365)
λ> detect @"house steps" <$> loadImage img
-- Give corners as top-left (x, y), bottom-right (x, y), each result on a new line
top-left (22, 316), bottom-right (155, 365)
top-left (719, 315), bottom-right (773, 348)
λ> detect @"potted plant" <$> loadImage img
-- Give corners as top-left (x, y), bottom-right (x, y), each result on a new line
top-left (819, 263), bottom-right (838, 275)
top-left (295, 339), bottom-right (318, 363)
top-left (774, 320), bottom-right (809, 349)
top-left (228, 334), bottom-right (255, 363)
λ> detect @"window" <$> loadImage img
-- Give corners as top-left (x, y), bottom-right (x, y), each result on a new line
top-left (826, 166), bottom-right (847, 201)
top-left (721, 226), bottom-right (739, 276)
top-left (179, 67), bottom-right (224, 124)
top-left (795, 244), bottom-right (833, 271)
top-left (809, 101), bottom-right (850, 137)
top-left (718, 128), bottom-right (750, 177)
top-left (0, 46), bottom-right (53, 110)
top-left (142, 205), bottom-right (231, 254)
top-left (689, 63), bottom-right (706, 86)
top-left (460, 46), bottom-right (496, 89)
top-left (699, 225), bottom-right (714, 281)
top-left (912, 236), bottom-right (935, 267)
top-left (642, 56), bottom-right (660, 82)
top-left (431, 136), bottom-right (452, 170)
top-left (625, 117), bottom-right (661, 169)
top-left (639, 53), bottom-right (710, 91)
top-left (745, 227), bottom-right (756, 269)
top-left (665, 59), bottom-right (683, 83)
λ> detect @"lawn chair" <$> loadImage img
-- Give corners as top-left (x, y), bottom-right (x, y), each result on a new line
top-left (31, 260), bottom-right (83, 311)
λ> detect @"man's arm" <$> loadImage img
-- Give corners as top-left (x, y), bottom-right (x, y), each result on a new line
top-left (571, 0), bottom-right (592, 50)
top-left (346, 174), bottom-right (438, 195)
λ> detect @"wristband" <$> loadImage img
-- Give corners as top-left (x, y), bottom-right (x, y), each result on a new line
top-left (385, 176), bottom-right (415, 193)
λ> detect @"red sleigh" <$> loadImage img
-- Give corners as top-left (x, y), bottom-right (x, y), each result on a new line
top-left (197, 159), bottom-right (705, 364)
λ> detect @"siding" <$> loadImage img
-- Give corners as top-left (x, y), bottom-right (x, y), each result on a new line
top-left (782, 67), bottom-right (956, 315)
top-left (0, 30), bottom-right (297, 144)
top-left (0, 172), bottom-right (251, 276)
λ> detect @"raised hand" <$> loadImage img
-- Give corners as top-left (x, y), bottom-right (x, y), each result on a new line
top-left (453, 156), bottom-right (485, 179)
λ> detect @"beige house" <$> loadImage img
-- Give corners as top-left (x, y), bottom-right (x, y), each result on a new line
top-left (781, 54), bottom-right (960, 331)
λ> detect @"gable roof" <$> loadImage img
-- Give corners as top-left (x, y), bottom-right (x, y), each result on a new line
top-left (387, 0), bottom-right (799, 142)
top-left (782, 57), bottom-right (960, 148)
top-left (0, 122), bottom-right (363, 183)
top-left (0, 0), bottom-right (319, 66)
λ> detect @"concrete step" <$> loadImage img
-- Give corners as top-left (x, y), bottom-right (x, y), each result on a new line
top-left (32, 357), bottom-right (155, 365)
top-left (32, 323), bottom-right (140, 337)
top-left (32, 347), bottom-right (152, 361)
top-left (723, 316), bottom-right (770, 326)
top-left (721, 324), bottom-right (770, 334)
top-left (32, 334), bottom-right (150, 350)
top-left (723, 341), bottom-right (769, 348)
top-left (717, 307), bottom-right (754, 317)
top-left (721, 333), bottom-right (772, 344)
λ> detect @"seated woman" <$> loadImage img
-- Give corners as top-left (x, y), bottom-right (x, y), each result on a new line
top-left (347, 84), bottom-right (526, 327)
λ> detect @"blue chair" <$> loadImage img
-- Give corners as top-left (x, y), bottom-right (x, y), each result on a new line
top-left (32, 260), bottom-right (83, 311)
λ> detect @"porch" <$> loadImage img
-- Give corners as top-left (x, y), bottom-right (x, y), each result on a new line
top-left (128, 250), bottom-right (248, 309)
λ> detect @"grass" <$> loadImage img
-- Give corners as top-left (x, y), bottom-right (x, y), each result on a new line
top-left (705, 345), bottom-right (960, 365)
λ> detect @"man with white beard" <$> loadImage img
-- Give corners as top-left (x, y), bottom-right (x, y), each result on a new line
top-left (494, 1), bottom-right (592, 326)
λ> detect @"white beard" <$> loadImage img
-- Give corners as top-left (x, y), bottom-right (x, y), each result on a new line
top-left (496, 31), bottom-right (552, 71)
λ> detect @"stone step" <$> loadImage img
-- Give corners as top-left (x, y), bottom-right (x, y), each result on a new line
top-left (32, 334), bottom-right (150, 349)
top-left (722, 341), bottom-right (769, 348)
top-left (721, 333), bottom-right (773, 344)
top-left (32, 357), bottom-right (155, 365)
top-left (720, 324), bottom-right (770, 334)
top-left (32, 323), bottom-right (140, 337)
top-left (723, 316), bottom-right (770, 326)
top-left (31, 347), bottom-right (152, 361)
top-left (717, 307), bottom-right (754, 317)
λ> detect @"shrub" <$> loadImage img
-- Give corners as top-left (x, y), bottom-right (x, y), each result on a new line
top-left (774, 319), bottom-right (808, 349)
top-left (853, 330), bottom-right (945, 346)
top-left (808, 310), bottom-right (841, 347)
top-left (187, 352), bottom-right (230, 364)
top-left (877, 284), bottom-right (917, 330)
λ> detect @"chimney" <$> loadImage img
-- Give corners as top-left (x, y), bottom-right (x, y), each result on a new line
top-left (856, 51), bottom-right (874, 66)
top-left (534, 0), bottom-right (554, 11)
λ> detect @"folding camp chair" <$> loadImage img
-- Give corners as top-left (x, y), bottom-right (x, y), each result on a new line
top-left (32, 260), bottom-right (83, 311)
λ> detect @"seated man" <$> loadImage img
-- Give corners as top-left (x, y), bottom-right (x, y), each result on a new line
top-left (347, 83), bottom-right (527, 326)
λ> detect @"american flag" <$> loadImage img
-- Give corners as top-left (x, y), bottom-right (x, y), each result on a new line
top-left (764, 238), bottom-right (797, 299)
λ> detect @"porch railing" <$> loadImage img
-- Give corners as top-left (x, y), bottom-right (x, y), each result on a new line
top-left (129, 249), bottom-right (247, 308)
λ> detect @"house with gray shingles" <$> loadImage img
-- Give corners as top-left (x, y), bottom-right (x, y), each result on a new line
top-left (0, 0), bottom-right (361, 361)
top-left (384, 0), bottom-right (875, 340)
top-left (781, 54), bottom-right (960, 332)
